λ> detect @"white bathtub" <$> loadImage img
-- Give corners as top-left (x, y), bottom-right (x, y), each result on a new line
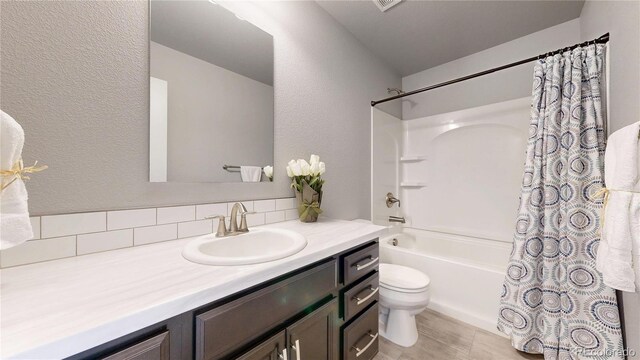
top-left (379, 228), bottom-right (511, 336)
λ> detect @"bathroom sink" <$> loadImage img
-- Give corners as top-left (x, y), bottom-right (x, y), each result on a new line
top-left (182, 228), bottom-right (307, 265)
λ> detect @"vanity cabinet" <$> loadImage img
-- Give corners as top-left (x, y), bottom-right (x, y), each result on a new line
top-left (195, 259), bottom-right (337, 359)
top-left (69, 240), bottom-right (379, 360)
top-left (238, 299), bottom-right (338, 360)
top-left (102, 332), bottom-right (170, 360)
top-left (234, 331), bottom-right (286, 360)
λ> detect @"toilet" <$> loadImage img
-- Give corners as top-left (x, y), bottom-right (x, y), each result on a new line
top-left (378, 263), bottom-right (431, 347)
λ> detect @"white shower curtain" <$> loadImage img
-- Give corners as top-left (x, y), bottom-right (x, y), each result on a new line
top-left (498, 44), bottom-right (625, 359)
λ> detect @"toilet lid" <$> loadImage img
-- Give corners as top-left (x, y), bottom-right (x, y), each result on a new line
top-left (379, 263), bottom-right (430, 292)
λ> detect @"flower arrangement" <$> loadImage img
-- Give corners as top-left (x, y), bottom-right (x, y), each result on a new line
top-left (286, 154), bottom-right (325, 222)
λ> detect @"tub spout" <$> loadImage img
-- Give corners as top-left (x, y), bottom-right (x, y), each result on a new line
top-left (389, 216), bottom-right (405, 224)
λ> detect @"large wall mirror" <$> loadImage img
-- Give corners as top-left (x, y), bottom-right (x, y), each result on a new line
top-left (149, 0), bottom-right (274, 183)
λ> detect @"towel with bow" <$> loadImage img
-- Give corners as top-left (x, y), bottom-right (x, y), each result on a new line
top-left (1, 110), bottom-right (35, 249)
top-left (596, 121), bottom-right (640, 292)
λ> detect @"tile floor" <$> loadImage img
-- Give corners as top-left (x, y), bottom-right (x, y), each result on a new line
top-left (374, 309), bottom-right (544, 360)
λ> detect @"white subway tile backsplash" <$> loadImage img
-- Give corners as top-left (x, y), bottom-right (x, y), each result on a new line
top-left (41, 212), bottom-right (106, 238)
top-left (77, 229), bottom-right (133, 255)
top-left (265, 211), bottom-right (285, 224)
top-left (253, 199), bottom-right (276, 213)
top-left (276, 198), bottom-right (297, 211)
top-left (4, 197), bottom-right (299, 268)
top-left (178, 220), bottom-right (213, 238)
top-left (285, 209), bottom-right (299, 221)
top-left (157, 205), bottom-right (195, 224)
top-left (245, 212), bottom-right (266, 227)
top-left (0, 236), bottom-right (76, 267)
top-left (30, 217), bottom-right (41, 240)
top-left (227, 201), bottom-right (254, 216)
top-left (196, 203), bottom-right (227, 220)
top-left (134, 224), bottom-right (177, 246)
top-left (108, 208), bottom-right (156, 230)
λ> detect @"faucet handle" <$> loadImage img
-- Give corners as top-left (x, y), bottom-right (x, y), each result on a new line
top-left (205, 215), bottom-right (228, 237)
top-left (238, 211), bottom-right (256, 233)
top-left (386, 192), bottom-right (401, 208)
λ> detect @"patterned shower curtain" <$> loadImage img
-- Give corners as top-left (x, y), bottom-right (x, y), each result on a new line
top-left (498, 44), bottom-right (625, 359)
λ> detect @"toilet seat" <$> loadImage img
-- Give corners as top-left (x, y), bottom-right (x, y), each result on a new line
top-left (379, 263), bottom-right (430, 293)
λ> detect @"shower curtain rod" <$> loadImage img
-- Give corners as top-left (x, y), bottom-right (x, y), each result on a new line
top-left (370, 33), bottom-right (610, 107)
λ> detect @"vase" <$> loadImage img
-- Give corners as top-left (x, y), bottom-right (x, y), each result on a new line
top-left (295, 181), bottom-right (323, 223)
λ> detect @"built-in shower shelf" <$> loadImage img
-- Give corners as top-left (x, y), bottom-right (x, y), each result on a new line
top-left (399, 155), bottom-right (427, 162)
top-left (400, 182), bottom-right (427, 188)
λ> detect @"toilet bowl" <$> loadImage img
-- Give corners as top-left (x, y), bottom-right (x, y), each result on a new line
top-left (378, 263), bottom-right (431, 347)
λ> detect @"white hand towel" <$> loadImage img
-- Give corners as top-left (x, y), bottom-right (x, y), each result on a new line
top-left (1, 110), bottom-right (34, 249)
top-left (240, 166), bottom-right (262, 182)
top-left (596, 121), bottom-right (640, 292)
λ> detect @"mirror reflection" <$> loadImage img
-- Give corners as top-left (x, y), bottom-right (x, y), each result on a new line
top-left (149, 0), bottom-right (274, 183)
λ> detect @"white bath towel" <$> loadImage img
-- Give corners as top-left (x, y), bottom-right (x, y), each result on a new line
top-left (596, 121), bottom-right (640, 292)
top-left (1, 110), bottom-right (34, 249)
top-left (240, 166), bottom-right (262, 182)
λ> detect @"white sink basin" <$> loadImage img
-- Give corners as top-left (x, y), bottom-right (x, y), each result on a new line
top-left (182, 228), bottom-right (307, 265)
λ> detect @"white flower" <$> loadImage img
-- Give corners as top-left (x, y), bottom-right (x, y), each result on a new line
top-left (298, 159), bottom-right (311, 176)
top-left (263, 165), bottom-right (273, 179)
top-left (310, 161), bottom-right (320, 176)
top-left (319, 161), bottom-right (326, 175)
top-left (286, 165), bottom-right (293, 177)
top-left (288, 159), bottom-right (301, 176)
top-left (310, 154), bottom-right (320, 166)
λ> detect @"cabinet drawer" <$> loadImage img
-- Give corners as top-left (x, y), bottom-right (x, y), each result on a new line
top-left (102, 331), bottom-right (169, 360)
top-left (342, 304), bottom-right (379, 360)
top-left (341, 242), bottom-right (379, 285)
top-left (342, 271), bottom-right (379, 321)
top-left (195, 260), bottom-right (337, 360)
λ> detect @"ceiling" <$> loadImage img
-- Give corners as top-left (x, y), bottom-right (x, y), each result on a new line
top-left (150, 1), bottom-right (273, 85)
top-left (316, 0), bottom-right (585, 77)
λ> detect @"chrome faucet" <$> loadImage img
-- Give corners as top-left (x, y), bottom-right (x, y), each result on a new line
top-left (206, 202), bottom-right (253, 237)
top-left (388, 215), bottom-right (405, 224)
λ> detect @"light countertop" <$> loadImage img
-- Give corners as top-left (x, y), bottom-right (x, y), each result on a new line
top-left (0, 219), bottom-right (385, 359)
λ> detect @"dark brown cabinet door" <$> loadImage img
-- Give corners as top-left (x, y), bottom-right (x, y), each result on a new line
top-left (102, 332), bottom-right (169, 360)
top-left (235, 331), bottom-right (286, 360)
top-left (286, 299), bottom-right (338, 360)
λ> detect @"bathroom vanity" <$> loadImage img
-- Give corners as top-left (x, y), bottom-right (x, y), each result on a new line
top-left (0, 220), bottom-right (384, 360)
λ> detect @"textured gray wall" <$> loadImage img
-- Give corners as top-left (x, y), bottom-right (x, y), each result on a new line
top-left (0, 1), bottom-right (401, 218)
top-left (150, 42), bottom-right (274, 183)
top-left (401, 19), bottom-right (581, 120)
top-left (580, 1), bottom-right (640, 357)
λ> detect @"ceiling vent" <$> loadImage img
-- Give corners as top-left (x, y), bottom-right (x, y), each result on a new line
top-left (373, 0), bottom-right (402, 12)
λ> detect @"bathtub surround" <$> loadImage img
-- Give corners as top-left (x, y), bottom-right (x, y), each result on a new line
top-left (400, 98), bottom-right (530, 241)
top-left (498, 44), bottom-right (624, 358)
top-left (0, 197), bottom-right (298, 268)
top-left (0, 1), bottom-right (401, 218)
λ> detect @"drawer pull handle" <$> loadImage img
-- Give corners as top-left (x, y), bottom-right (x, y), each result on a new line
top-left (278, 348), bottom-right (288, 360)
top-left (353, 256), bottom-right (379, 271)
top-left (352, 332), bottom-right (379, 357)
top-left (353, 286), bottom-right (379, 305)
top-left (292, 339), bottom-right (301, 360)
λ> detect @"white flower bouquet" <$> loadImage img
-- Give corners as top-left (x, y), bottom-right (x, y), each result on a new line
top-left (286, 154), bottom-right (325, 222)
